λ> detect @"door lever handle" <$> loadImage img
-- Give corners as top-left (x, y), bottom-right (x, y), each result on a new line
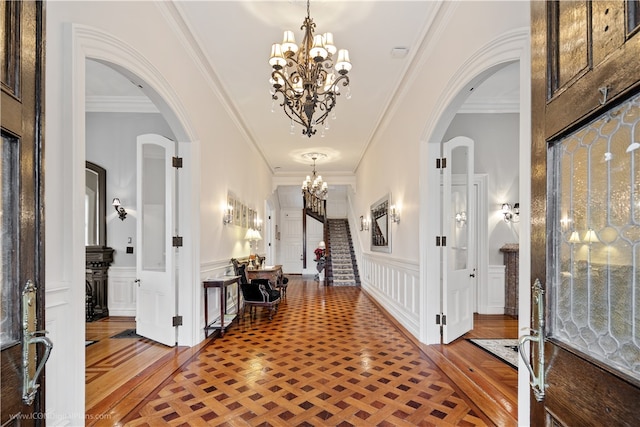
top-left (518, 279), bottom-right (546, 402)
top-left (22, 280), bottom-right (54, 405)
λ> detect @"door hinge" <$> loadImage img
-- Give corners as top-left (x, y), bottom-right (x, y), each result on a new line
top-left (435, 313), bottom-right (447, 325)
top-left (436, 157), bottom-right (447, 169)
top-left (172, 236), bottom-right (183, 247)
top-left (172, 156), bottom-right (183, 168)
top-left (172, 315), bottom-right (183, 327)
top-left (436, 236), bottom-right (447, 246)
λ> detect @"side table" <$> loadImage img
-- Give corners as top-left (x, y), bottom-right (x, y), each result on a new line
top-left (203, 275), bottom-right (241, 337)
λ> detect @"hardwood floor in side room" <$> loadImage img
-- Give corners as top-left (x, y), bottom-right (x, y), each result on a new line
top-left (86, 278), bottom-right (518, 426)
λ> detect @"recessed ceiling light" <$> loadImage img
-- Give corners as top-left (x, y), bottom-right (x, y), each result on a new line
top-left (390, 47), bottom-right (409, 58)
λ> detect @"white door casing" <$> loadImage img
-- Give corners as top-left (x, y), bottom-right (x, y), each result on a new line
top-left (136, 133), bottom-right (176, 346)
top-left (442, 136), bottom-right (475, 344)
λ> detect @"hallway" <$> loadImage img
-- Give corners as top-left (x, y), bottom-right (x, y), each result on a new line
top-left (86, 277), bottom-right (517, 426)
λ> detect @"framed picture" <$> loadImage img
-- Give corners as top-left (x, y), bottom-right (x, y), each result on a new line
top-left (241, 204), bottom-right (248, 228)
top-left (227, 192), bottom-right (234, 214)
top-left (370, 194), bottom-right (391, 253)
top-left (234, 199), bottom-right (241, 226)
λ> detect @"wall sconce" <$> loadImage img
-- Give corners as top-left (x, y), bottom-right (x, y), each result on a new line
top-left (359, 215), bottom-right (365, 231)
top-left (112, 198), bottom-right (127, 221)
top-left (390, 205), bottom-right (400, 224)
top-left (364, 217), bottom-right (370, 231)
top-left (501, 202), bottom-right (520, 223)
top-left (223, 205), bottom-right (233, 225)
top-left (254, 217), bottom-right (262, 232)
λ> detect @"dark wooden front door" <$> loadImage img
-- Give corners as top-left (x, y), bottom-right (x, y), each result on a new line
top-left (530, 1), bottom-right (640, 425)
top-left (1, 1), bottom-right (46, 425)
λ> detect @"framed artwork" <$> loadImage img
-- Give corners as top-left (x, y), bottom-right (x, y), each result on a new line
top-left (234, 199), bottom-right (241, 226)
top-left (227, 192), bottom-right (234, 215)
top-left (249, 209), bottom-right (255, 229)
top-left (241, 204), bottom-right (248, 228)
top-left (370, 194), bottom-right (391, 253)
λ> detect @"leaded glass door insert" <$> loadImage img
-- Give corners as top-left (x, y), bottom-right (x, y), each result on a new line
top-left (550, 92), bottom-right (640, 381)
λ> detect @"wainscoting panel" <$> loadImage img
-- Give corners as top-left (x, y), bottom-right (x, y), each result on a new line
top-left (359, 254), bottom-right (420, 337)
top-left (45, 282), bottom-right (82, 425)
top-left (480, 265), bottom-right (506, 314)
top-left (108, 267), bottom-right (137, 316)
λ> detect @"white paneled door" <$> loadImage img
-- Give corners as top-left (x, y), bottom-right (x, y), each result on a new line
top-left (136, 134), bottom-right (177, 346)
top-left (442, 136), bottom-right (475, 344)
top-left (281, 209), bottom-right (303, 274)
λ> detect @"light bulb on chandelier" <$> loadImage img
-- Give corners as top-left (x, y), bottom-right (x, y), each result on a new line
top-left (269, 0), bottom-right (352, 137)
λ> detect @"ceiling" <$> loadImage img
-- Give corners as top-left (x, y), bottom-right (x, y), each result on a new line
top-left (85, 1), bottom-right (519, 178)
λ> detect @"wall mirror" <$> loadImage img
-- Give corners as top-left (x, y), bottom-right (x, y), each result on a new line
top-left (370, 194), bottom-right (391, 253)
top-left (85, 161), bottom-right (107, 247)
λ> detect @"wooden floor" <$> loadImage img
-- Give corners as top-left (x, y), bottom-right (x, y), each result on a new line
top-left (86, 277), bottom-right (518, 426)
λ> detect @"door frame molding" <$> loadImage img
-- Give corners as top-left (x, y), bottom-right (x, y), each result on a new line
top-left (417, 26), bottom-right (531, 420)
top-left (59, 24), bottom-right (201, 415)
top-left (66, 24), bottom-right (200, 346)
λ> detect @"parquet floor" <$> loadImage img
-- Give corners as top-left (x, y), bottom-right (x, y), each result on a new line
top-left (86, 277), bottom-right (518, 426)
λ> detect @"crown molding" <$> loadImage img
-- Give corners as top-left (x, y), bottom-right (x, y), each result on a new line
top-left (85, 95), bottom-right (160, 113)
top-left (458, 97), bottom-right (520, 114)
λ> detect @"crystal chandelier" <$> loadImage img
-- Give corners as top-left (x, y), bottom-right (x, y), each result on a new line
top-left (269, 0), bottom-right (352, 137)
top-left (301, 154), bottom-right (328, 199)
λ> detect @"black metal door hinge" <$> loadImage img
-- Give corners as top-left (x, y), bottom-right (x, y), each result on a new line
top-left (172, 156), bottom-right (183, 168)
top-left (436, 157), bottom-right (447, 169)
top-left (436, 236), bottom-right (447, 247)
top-left (173, 236), bottom-right (183, 247)
top-left (172, 316), bottom-right (183, 327)
top-left (436, 314), bottom-right (447, 325)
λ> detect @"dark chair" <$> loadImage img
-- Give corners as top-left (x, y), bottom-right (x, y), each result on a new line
top-left (233, 262), bottom-right (281, 320)
top-left (277, 274), bottom-right (289, 297)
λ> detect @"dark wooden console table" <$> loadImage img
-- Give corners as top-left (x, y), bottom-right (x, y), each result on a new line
top-left (86, 246), bottom-right (114, 320)
top-left (500, 244), bottom-right (519, 317)
top-left (203, 275), bottom-right (241, 338)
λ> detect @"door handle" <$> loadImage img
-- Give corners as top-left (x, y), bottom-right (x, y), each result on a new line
top-left (22, 280), bottom-right (53, 405)
top-left (135, 279), bottom-right (141, 287)
top-left (518, 278), bottom-right (546, 402)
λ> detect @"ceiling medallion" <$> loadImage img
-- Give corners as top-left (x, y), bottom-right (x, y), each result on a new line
top-left (269, 0), bottom-right (352, 138)
top-left (301, 153), bottom-right (328, 199)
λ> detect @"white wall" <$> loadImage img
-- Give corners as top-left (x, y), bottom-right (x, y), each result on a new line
top-left (45, 2), bottom-right (273, 424)
top-left (352, 1), bottom-right (528, 338)
top-left (86, 112), bottom-right (175, 267)
top-left (43, 1), bottom-right (531, 425)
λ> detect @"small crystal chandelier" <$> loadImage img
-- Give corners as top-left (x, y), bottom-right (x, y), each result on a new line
top-left (269, 0), bottom-right (352, 137)
top-left (301, 153), bottom-right (328, 199)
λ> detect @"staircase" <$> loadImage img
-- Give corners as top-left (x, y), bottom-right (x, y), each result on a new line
top-left (326, 219), bottom-right (360, 286)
